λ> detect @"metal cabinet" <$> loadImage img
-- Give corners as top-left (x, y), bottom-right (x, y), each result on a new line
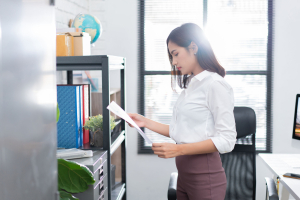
top-left (70, 151), bottom-right (108, 200)
top-left (0, 0), bottom-right (57, 200)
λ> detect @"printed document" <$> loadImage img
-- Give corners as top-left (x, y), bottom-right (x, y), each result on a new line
top-left (107, 101), bottom-right (153, 144)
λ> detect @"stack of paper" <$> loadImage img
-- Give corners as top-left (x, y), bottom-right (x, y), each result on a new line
top-left (57, 148), bottom-right (93, 160)
top-left (107, 101), bottom-right (153, 144)
top-left (281, 156), bottom-right (300, 168)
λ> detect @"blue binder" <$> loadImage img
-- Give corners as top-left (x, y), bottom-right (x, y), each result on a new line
top-left (57, 85), bottom-right (81, 148)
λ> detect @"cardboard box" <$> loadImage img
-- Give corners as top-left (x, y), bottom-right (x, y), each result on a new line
top-left (69, 32), bottom-right (91, 56)
top-left (56, 33), bottom-right (74, 56)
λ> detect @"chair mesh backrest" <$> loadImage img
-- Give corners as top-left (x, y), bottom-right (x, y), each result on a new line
top-left (219, 106), bottom-right (256, 200)
top-left (220, 152), bottom-right (254, 200)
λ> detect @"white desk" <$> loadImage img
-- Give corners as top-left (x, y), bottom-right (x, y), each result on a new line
top-left (259, 154), bottom-right (300, 200)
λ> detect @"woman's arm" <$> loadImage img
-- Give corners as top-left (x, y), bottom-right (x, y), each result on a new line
top-left (127, 113), bottom-right (170, 137)
top-left (177, 139), bottom-right (218, 155)
top-left (145, 118), bottom-right (170, 137)
top-left (152, 139), bottom-right (218, 158)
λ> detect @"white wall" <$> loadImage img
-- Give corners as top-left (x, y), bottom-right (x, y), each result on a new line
top-left (272, 0), bottom-right (300, 154)
top-left (54, 0), bottom-right (300, 199)
top-left (256, 0), bottom-right (300, 199)
top-left (55, 0), bottom-right (89, 29)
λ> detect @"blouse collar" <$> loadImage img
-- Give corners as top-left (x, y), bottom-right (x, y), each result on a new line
top-left (191, 69), bottom-right (214, 83)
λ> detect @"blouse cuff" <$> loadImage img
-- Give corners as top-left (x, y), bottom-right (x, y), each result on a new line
top-left (210, 136), bottom-right (236, 154)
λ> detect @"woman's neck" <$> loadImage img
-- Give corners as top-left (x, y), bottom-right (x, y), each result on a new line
top-left (192, 66), bottom-right (205, 76)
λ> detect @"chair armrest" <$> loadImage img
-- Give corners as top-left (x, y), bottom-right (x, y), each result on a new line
top-left (265, 177), bottom-right (279, 200)
top-left (168, 172), bottom-right (178, 200)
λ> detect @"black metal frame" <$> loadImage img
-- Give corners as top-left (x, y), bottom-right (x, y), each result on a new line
top-left (57, 55), bottom-right (127, 200)
top-left (138, 0), bottom-right (274, 154)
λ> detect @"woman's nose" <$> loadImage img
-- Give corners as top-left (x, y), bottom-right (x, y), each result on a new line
top-left (172, 60), bottom-right (177, 66)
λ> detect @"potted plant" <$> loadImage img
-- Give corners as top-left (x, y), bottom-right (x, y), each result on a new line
top-left (58, 159), bottom-right (95, 200)
top-left (84, 114), bottom-right (116, 147)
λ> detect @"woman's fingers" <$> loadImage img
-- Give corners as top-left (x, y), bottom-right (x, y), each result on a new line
top-left (125, 121), bottom-right (133, 127)
top-left (128, 113), bottom-right (135, 118)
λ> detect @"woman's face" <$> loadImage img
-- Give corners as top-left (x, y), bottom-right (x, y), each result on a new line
top-left (168, 40), bottom-right (199, 75)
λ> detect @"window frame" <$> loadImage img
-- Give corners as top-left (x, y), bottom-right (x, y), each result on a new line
top-left (138, 0), bottom-right (273, 154)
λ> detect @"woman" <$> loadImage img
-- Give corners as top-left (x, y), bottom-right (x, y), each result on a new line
top-left (127, 23), bottom-right (237, 200)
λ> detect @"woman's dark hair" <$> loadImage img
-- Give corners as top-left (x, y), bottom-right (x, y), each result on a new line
top-left (166, 23), bottom-right (226, 91)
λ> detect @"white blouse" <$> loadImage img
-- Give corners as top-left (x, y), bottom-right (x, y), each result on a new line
top-left (169, 70), bottom-right (237, 154)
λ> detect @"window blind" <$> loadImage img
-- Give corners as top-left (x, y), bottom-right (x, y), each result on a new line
top-left (138, 0), bottom-right (273, 153)
top-left (138, 0), bottom-right (204, 153)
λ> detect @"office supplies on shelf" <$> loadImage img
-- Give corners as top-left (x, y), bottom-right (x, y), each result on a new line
top-left (57, 85), bottom-right (81, 148)
top-left (57, 148), bottom-right (93, 159)
top-left (58, 84), bottom-right (91, 145)
top-left (107, 101), bottom-right (153, 144)
top-left (82, 84), bottom-right (90, 144)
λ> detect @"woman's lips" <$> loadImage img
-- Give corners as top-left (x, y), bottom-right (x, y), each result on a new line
top-left (177, 66), bottom-right (182, 70)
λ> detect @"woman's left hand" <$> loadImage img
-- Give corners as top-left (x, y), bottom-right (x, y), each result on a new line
top-left (152, 143), bottom-right (183, 158)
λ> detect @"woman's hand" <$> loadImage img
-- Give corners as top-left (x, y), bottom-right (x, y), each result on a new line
top-left (152, 143), bottom-right (183, 158)
top-left (127, 113), bottom-right (147, 128)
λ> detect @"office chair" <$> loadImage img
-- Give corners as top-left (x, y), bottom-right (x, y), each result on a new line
top-left (168, 107), bottom-right (256, 200)
top-left (265, 177), bottom-right (279, 200)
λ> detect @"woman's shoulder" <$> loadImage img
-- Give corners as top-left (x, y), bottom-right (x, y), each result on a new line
top-left (208, 72), bottom-right (233, 91)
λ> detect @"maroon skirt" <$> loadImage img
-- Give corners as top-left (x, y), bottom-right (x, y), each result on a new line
top-left (175, 151), bottom-right (227, 200)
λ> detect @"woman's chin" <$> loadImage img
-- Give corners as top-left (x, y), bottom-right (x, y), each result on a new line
top-left (181, 71), bottom-right (189, 75)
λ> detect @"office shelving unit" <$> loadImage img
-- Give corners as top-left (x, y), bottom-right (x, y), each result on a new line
top-left (56, 55), bottom-right (127, 200)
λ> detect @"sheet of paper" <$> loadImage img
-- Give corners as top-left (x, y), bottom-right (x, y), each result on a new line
top-left (281, 156), bottom-right (300, 168)
top-left (107, 101), bottom-right (153, 144)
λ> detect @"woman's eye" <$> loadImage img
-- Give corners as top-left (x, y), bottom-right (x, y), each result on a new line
top-left (175, 53), bottom-right (178, 56)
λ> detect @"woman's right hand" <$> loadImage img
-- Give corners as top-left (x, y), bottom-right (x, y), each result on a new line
top-left (127, 113), bottom-right (147, 128)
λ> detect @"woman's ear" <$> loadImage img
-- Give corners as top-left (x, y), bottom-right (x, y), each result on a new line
top-left (189, 41), bottom-right (198, 55)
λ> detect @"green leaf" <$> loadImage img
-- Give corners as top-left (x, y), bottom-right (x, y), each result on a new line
top-left (57, 103), bottom-right (60, 123)
top-left (59, 191), bottom-right (79, 200)
top-left (58, 159), bottom-right (95, 193)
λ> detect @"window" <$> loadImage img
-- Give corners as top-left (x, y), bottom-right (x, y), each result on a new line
top-left (138, 0), bottom-right (273, 153)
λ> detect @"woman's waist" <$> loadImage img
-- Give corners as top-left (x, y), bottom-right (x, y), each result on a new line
top-left (170, 123), bottom-right (215, 139)
top-left (172, 132), bottom-right (212, 144)
top-left (175, 151), bottom-right (224, 174)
